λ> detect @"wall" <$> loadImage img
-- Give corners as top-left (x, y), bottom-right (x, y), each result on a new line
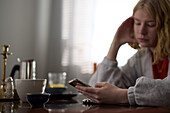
top-left (0, 0), bottom-right (37, 79)
top-left (0, 0), bottom-right (63, 82)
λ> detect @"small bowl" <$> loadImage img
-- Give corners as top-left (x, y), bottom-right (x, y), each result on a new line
top-left (26, 93), bottom-right (50, 108)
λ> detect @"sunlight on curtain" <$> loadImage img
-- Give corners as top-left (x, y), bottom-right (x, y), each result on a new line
top-left (62, 0), bottom-right (95, 74)
top-left (62, 0), bottom-right (139, 74)
top-left (91, 0), bottom-right (139, 66)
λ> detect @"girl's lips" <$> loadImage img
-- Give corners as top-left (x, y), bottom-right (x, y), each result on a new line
top-left (137, 38), bottom-right (149, 42)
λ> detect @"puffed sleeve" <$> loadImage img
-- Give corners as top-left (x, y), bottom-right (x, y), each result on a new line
top-left (88, 49), bottom-right (151, 88)
top-left (128, 76), bottom-right (170, 107)
top-left (89, 57), bottom-right (118, 87)
top-left (89, 52), bottom-right (140, 88)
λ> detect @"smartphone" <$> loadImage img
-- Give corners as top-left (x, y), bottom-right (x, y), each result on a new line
top-left (68, 78), bottom-right (91, 87)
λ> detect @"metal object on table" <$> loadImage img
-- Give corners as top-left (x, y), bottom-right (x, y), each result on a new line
top-left (10, 58), bottom-right (36, 80)
top-left (0, 45), bottom-right (12, 97)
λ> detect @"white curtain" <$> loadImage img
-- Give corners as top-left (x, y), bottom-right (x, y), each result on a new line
top-left (62, 0), bottom-right (96, 75)
top-left (61, 0), bottom-right (139, 75)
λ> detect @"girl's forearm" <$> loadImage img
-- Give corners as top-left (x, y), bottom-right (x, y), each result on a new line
top-left (106, 39), bottom-right (121, 61)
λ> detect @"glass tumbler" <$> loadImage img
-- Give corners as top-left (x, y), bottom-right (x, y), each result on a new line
top-left (48, 72), bottom-right (67, 88)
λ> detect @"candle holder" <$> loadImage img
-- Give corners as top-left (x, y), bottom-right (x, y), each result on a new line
top-left (0, 45), bottom-right (12, 96)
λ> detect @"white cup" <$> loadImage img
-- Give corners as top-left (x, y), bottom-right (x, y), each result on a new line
top-left (15, 79), bottom-right (47, 102)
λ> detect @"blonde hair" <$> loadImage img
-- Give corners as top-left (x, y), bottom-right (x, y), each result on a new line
top-left (129, 0), bottom-right (170, 64)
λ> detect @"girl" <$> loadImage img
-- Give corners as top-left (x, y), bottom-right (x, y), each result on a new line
top-left (76, 0), bottom-right (170, 107)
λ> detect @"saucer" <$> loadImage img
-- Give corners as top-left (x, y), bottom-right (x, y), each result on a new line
top-left (49, 93), bottom-right (77, 100)
top-left (45, 87), bottom-right (67, 94)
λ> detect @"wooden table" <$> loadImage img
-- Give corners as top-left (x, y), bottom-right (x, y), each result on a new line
top-left (0, 94), bottom-right (170, 113)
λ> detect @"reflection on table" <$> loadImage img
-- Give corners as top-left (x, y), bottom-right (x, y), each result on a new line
top-left (0, 94), bottom-right (170, 113)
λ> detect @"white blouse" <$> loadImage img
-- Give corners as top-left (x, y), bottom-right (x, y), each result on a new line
top-left (89, 48), bottom-right (170, 107)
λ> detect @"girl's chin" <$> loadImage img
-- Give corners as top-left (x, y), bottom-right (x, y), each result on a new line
top-left (138, 44), bottom-right (145, 48)
top-left (138, 43), bottom-right (150, 47)
top-left (139, 44), bottom-right (156, 48)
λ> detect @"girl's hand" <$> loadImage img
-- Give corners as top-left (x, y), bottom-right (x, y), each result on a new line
top-left (114, 17), bottom-right (137, 46)
top-left (106, 17), bottom-right (138, 61)
top-left (76, 82), bottom-right (128, 104)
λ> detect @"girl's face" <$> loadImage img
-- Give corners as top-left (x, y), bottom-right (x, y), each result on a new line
top-left (133, 8), bottom-right (158, 49)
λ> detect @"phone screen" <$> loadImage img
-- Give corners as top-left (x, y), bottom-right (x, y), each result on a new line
top-left (68, 78), bottom-right (91, 87)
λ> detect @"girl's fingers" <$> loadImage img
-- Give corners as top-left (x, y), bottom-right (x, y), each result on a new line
top-left (95, 82), bottom-right (107, 88)
top-left (78, 90), bottom-right (100, 103)
top-left (120, 17), bottom-right (134, 30)
top-left (76, 85), bottom-right (98, 94)
top-left (78, 89), bottom-right (98, 100)
top-left (124, 16), bottom-right (134, 25)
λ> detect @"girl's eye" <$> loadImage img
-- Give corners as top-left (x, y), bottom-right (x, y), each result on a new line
top-left (147, 23), bottom-right (156, 27)
top-left (134, 22), bottom-right (141, 26)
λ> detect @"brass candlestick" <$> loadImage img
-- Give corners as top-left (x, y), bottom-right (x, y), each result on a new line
top-left (0, 45), bottom-right (12, 92)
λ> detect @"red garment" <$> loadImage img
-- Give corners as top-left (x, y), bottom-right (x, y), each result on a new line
top-left (152, 57), bottom-right (169, 79)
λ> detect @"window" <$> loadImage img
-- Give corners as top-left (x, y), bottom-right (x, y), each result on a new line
top-left (62, 0), bottom-right (138, 74)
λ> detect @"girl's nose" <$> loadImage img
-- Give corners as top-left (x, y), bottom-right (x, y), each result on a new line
top-left (139, 24), bottom-right (147, 35)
